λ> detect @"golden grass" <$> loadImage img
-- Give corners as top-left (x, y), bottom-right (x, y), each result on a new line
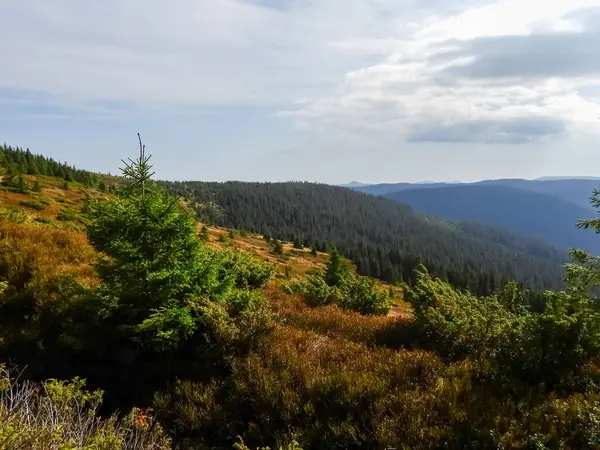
top-left (0, 221), bottom-right (99, 294)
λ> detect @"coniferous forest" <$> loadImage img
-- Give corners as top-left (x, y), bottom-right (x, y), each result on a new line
top-left (163, 180), bottom-right (568, 295)
top-left (2, 141), bottom-right (600, 449)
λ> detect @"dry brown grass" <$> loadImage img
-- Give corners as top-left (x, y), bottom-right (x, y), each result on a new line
top-left (265, 284), bottom-right (411, 345)
top-left (0, 175), bottom-right (108, 225)
top-left (0, 221), bottom-right (99, 293)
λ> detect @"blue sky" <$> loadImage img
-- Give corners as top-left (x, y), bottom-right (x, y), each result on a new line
top-left (1, 0), bottom-right (600, 183)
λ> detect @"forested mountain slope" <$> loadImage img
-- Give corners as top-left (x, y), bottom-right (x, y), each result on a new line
top-left (479, 178), bottom-right (600, 211)
top-left (163, 180), bottom-right (567, 294)
top-left (384, 184), bottom-right (598, 254)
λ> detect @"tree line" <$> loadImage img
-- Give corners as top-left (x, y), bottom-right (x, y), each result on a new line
top-left (0, 144), bottom-right (102, 188)
top-left (162, 180), bottom-right (568, 296)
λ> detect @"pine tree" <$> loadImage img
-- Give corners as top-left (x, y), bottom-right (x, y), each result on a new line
top-left (85, 134), bottom-right (217, 349)
top-left (228, 229), bottom-right (236, 239)
top-left (311, 247), bottom-right (318, 257)
top-left (32, 179), bottom-right (42, 193)
top-left (200, 224), bottom-right (209, 242)
top-left (324, 247), bottom-right (349, 287)
top-left (17, 174), bottom-right (27, 193)
top-left (273, 240), bottom-right (284, 255)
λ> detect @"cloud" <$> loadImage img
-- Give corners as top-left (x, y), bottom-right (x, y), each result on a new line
top-left (407, 116), bottom-right (566, 144)
top-left (442, 33), bottom-right (600, 79)
top-left (2, 0), bottom-right (600, 147)
top-left (283, 1), bottom-right (600, 144)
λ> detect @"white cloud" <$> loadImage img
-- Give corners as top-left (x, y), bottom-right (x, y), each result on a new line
top-left (282, 0), bottom-right (600, 143)
top-left (2, 0), bottom-right (600, 145)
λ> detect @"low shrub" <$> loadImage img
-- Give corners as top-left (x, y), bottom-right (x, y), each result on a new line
top-left (0, 366), bottom-right (171, 449)
top-left (20, 199), bottom-right (46, 211)
top-left (219, 250), bottom-right (275, 290)
top-left (57, 210), bottom-right (78, 221)
top-left (288, 273), bottom-right (392, 315)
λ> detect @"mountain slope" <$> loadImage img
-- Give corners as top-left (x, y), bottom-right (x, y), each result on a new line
top-left (164, 180), bottom-right (567, 294)
top-left (384, 184), bottom-right (598, 254)
top-left (352, 178), bottom-right (600, 211)
top-left (478, 178), bottom-right (599, 211)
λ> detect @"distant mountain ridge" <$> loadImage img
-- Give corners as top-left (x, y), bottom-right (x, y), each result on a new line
top-left (349, 177), bottom-right (600, 211)
top-left (384, 184), bottom-right (598, 254)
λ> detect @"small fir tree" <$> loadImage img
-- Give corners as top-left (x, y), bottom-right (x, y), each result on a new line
top-left (273, 240), bottom-right (284, 255)
top-left (32, 179), bottom-right (42, 193)
top-left (200, 224), bottom-right (209, 242)
top-left (324, 247), bottom-right (349, 287)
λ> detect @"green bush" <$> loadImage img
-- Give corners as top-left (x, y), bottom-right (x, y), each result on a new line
top-left (0, 207), bottom-right (29, 223)
top-left (57, 210), bottom-right (78, 221)
top-left (288, 250), bottom-right (391, 315)
top-left (339, 275), bottom-right (392, 316)
top-left (406, 265), bottom-right (600, 389)
top-left (20, 199), bottom-right (46, 211)
top-left (219, 251), bottom-right (274, 290)
top-left (272, 240), bottom-right (284, 255)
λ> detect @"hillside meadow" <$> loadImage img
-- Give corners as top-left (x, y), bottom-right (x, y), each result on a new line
top-left (1, 144), bottom-right (600, 449)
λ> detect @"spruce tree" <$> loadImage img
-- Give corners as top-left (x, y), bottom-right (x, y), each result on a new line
top-left (86, 134), bottom-right (222, 349)
top-left (17, 174), bottom-right (27, 193)
top-left (200, 224), bottom-right (209, 242)
top-left (324, 247), bottom-right (349, 287)
top-left (273, 240), bottom-right (284, 255)
top-left (32, 179), bottom-right (42, 193)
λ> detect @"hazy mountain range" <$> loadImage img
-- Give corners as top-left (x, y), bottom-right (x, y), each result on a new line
top-left (344, 177), bottom-right (600, 254)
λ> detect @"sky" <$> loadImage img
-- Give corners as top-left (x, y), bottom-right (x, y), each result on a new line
top-left (1, 0), bottom-right (600, 184)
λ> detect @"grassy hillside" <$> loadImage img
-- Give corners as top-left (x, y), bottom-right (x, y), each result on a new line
top-left (163, 180), bottom-right (566, 295)
top-left (2, 144), bottom-right (600, 449)
top-left (385, 184), bottom-right (598, 254)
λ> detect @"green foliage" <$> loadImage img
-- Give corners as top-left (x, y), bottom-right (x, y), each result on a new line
top-left (290, 250), bottom-right (392, 315)
top-left (32, 178), bottom-right (43, 192)
top-left (0, 366), bottom-right (171, 449)
top-left (0, 206), bottom-right (30, 223)
top-left (57, 210), bottom-right (78, 221)
top-left (272, 240), bottom-right (284, 256)
top-left (0, 144), bottom-right (100, 186)
top-left (199, 225), bottom-right (209, 241)
top-left (84, 139), bottom-right (268, 351)
top-left (406, 265), bottom-right (600, 389)
top-left (323, 247), bottom-right (349, 287)
top-left (20, 199), bottom-right (46, 211)
top-left (162, 180), bottom-right (566, 295)
top-left (218, 250), bottom-right (274, 290)
top-left (229, 229), bottom-right (236, 239)
top-left (339, 275), bottom-right (391, 315)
